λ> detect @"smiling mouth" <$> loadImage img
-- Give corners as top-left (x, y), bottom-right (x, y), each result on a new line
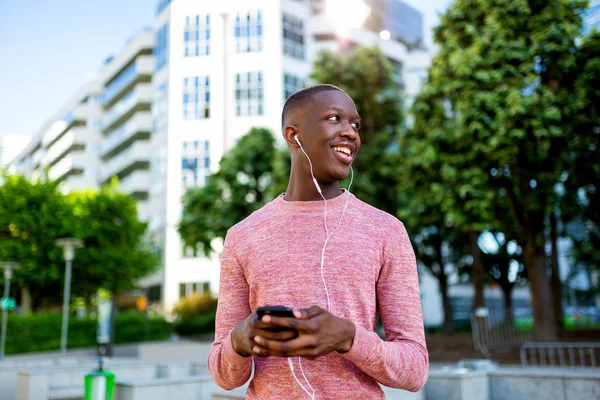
top-left (332, 145), bottom-right (354, 164)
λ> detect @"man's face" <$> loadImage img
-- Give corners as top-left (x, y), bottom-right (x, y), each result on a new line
top-left (298, 90), bottom-right (361, 183)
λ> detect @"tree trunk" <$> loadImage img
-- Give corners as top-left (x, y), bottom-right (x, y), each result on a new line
top-left (469, 231), bottom-right (486, 310)
top-left (501, 282), bottom-right (514, 327)
top-left (523, 239), bottom-right (558, 341)
top-left (431, 233), bottom-right (454, 334)
top-left (439, 276), bottom-right (454, 334)
top-left (20, 286), bottom-right (32, 313)
top-left (549, 211), bottom-right (564, 337)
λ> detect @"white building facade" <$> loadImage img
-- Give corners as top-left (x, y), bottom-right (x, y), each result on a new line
top-left (151, 0), bottom-right (431, 310)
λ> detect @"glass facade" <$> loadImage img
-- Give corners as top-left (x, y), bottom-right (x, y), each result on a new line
top-left (156, 0), bottom-right (171, 15)
top-left (364, 0), bottom-right (424, 45)
top-left (183, 76), bottom-right (211, 120)
top-left (235, 72), bottom-right (264, 116)
top-left (181, 140), bottom-right (211, 188)
top-left (284, 73), bottom-right (304, 100)
top-left (235, 10), bottom-right (263, 52)
top-left (155, 23), bottom-right (169, 71)
top-left (103, 63), bottom-right (137, 105)
top-left (283, 14), bottom-right (305, 60)
top-left (184, 15), bottom-right (211, 57)
top-left (152, 82), bottom-right (169, 133)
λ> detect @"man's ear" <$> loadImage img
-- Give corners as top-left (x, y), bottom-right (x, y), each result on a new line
top-left (283, 125), bottom-right (300, 147)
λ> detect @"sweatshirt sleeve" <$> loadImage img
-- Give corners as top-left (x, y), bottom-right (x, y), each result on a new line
top-left (341, 221), bottom-right (429, 392)
top-left (207, 229), bottom-right (253, 390)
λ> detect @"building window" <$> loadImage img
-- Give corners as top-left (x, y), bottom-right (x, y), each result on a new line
top-left (284, 73), bottom-right (304, 100)
top-left (179, 281), bottom-right (211, 297)
top-left (155, 23), bottom-right (169, 71)
top-left (184, 15), bottom-right (211, 57)
top-left (182, 140), bottom-right (211, 188)
top-left (235, 72), bottom-right (264, 116)
top-left (156, 0), bottom-right (171, 15)
top-left (282, 14), bottom-right (305, 60)
top-left (235, 10), bottom-right (263, 53)
top-left (146, 285), bottom-right (162, 302)
top-left (183, 76), bottom-right (210, 120)
top-left (152, 82), bottom-right (169, 133)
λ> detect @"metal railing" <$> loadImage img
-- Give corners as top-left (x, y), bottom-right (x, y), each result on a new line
top-left (472, 309), bottom-right (532, 358)
top-left (520, 342), bottom-right (600, 368)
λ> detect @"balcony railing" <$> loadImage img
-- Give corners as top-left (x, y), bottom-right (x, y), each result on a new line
top-left (103, 84), bottom-right (152, 132)
top-left (102, 57), bottom-right (153, 107)
top-left (48, 153), bottom-right (84, 182)
top-left (101, 113), bottom-right (152, 157)
top-left (119, 170), bottom-right (150, 195)
top-left (101, 141), bottom-right (149, 182)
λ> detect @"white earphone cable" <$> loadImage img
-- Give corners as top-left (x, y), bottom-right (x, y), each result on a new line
top-left (288, 358), bottom-right (316, 399)
top-left (291, 137), bottom-right (354, 399)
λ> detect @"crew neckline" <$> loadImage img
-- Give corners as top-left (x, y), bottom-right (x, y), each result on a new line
top-left (273, 189), bottom-right (354, 212)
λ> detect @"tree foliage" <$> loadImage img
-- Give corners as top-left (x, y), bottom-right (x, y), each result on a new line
top-left (179, 128), bottom-right (278, 256)
top-left (69, 182), bottom-right (159, 296)
top-left (0, 174), bottom-right (73, 307)
top-left (409, 0), bottom-right (599, 340)
top-left (0, 174), bottom-right (158, 309)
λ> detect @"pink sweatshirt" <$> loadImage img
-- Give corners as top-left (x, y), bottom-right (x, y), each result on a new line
top-left (208, 192), bottom-right (429, 398)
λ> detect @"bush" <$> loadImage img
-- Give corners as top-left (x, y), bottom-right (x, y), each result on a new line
top-left (172, 292), bottom-right (218, 318)
top-left (4, 311), bottom-right (172, 355)
top-left (173, 310), bottom-right (217, 337)
top-left (171, 293), bottom-right (218, 337)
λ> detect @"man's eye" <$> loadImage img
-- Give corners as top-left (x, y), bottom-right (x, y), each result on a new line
top-left (327, 115), bottom-right (340, 121)
top-left (351, 122), bottom-right (361, 129)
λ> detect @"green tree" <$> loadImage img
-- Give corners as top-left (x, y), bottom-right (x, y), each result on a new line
top-left (412, 0), bottom-right (597, 340)
top-left (0, 173), bottom-right (74, 310)
top-left (69, 182), bottom-right (159, 354)
top-left (179, 128), bottom-right (278, 256)
top-left (311, 46), bottom-right (404, 214)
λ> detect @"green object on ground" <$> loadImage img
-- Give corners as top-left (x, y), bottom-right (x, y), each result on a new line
top-left (84, 367), bottom-right (115, 400)
top-left (0, 297), bottom-right (15, 311)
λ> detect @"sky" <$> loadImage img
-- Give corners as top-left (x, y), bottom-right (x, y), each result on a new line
top-left (0, 0), bottom-right (452, 139)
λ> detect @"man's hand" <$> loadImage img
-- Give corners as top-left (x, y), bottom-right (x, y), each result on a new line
top-left (251, 306), bottom-right (356, 360)
top-left (231, 312), bottom-right (298, 357)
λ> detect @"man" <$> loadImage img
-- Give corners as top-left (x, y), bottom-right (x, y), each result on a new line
top-left (208, 85), bottom-right (428, 399)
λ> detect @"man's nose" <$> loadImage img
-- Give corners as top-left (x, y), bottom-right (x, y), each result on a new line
top-left (340, 121), bottom-right (358, 140)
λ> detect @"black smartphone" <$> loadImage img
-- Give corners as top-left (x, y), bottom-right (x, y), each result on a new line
top-left (256, 306), bottom-right (297, 333)
top-left (256, 305), bottom-right (295, 319)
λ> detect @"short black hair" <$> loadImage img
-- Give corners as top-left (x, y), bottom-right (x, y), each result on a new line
top-left (282, 84), bottom-right (345, 129)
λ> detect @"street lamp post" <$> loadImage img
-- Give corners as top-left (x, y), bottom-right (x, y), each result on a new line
top-left (56, 238), bottom-right (84, 355)
top-left (0, 261), bottom-right (20, 360)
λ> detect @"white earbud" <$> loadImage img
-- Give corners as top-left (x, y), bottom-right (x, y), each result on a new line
top-left (294, 135), bottom-right (322, 195)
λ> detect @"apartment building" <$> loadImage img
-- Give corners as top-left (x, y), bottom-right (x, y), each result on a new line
top-left (98, 29), bottom-right (154, 222)
top-left (13, 81), bottom-right (103, 192)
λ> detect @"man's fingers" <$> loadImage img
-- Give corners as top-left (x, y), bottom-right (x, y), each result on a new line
top-left (254, 334), bottom-right (316, 353)
top-left (262, 315), bottom-right (303, 329)
top-left (256, 328), bottom-right (298, 341)
top-left (295, 306), bottom-right (324, 320)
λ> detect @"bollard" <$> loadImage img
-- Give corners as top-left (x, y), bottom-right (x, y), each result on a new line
top-left (84, 357), bottom-right (115, 400)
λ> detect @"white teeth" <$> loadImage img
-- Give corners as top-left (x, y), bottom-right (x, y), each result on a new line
top-left (333, 146), bottom-right (352, 156)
